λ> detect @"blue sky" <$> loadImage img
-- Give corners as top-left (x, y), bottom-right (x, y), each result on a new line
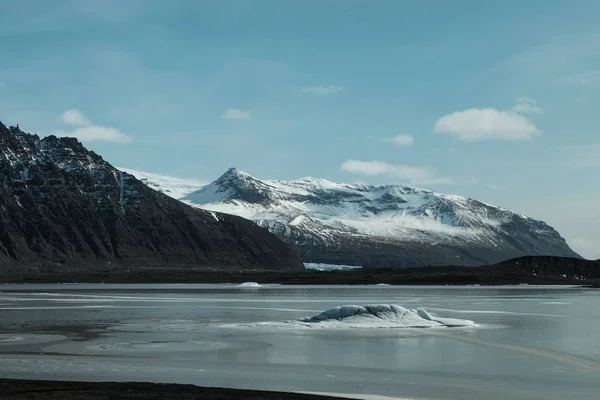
top-left (1, 0), bottom-right (599, 259)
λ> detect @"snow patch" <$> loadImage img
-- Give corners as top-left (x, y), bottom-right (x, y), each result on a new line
top-left (304, 263), bottom-right (362, 271)
top-left (208, 211), bottom-right (219, 221)
top-left (13, 195), bottom-right (23, 208)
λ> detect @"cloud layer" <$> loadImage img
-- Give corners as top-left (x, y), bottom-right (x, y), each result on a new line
top-left (434, 108), bottom-right (541, 141)
top-left (512, 97), bottom-right (543, 114)
top-left (382, 134), bottom-right (414, 147)
top-left (60, 109), bottom-right (91, 126)
top-left (300, 85), bottom-right (344, 95)
top-left (341, 160), bottom-right (451, 186)
top-left (221, 109), bottom-right (251, 120)
top-left (56, 109), bottom-right (131, 143)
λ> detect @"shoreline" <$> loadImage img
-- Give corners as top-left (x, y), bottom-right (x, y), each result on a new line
top-left (1, 266), bottom-right (598, 287)
top-left (0, 378), bottom-right (351, 400)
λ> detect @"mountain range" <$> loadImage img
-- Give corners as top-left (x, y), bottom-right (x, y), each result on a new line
top-left (122, 167), bottom-right (580, 268)
top-left (0, 122), bottom-right (301, 276)
top-left (0, 119), bottom-right (581, 276)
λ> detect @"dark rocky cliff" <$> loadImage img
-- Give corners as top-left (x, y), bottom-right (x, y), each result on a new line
top-left (0, 122), bottom-right (302, 276)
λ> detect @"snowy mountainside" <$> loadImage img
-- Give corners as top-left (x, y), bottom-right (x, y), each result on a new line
top-left (131, 167), bottom-right (581, 267)
top-left (118, 168), bottom-right (205, 199)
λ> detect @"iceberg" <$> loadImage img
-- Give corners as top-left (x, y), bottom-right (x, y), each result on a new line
top-left (299, 305), bottom-right (475, 328)
top-left (237, 282), bottom-right (262, 287)
top-left (231, 304), bottom-right (475, 329)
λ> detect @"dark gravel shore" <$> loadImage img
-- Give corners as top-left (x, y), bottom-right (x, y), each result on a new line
top-left (0, 379), bottom-right (347, 400)
top-left (1, 266), bottom-right (597, 287)
top-left (1, 256), bottom-right (598, 287)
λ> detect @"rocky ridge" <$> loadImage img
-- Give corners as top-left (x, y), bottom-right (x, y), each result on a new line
top-left (0, 122), bottom-right (302, 276)
top-left (176, 168), bottom-right (580, 268)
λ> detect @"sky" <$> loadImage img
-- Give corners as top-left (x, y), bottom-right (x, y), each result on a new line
top-left (1, 0), bottom-right (599, 259)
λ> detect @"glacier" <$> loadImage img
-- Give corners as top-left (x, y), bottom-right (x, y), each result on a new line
top-left (304, 263), bottom-right (362, 271)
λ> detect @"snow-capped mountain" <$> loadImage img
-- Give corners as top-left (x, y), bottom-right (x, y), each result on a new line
top-left (0, 123), bottom-right (301, 271)
top-left (131, 167), bottom-right (580, 267)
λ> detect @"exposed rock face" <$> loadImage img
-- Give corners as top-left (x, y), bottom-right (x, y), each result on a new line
top-left (494, 256), bottom-right (600, 279)
top-left (174, 168), bottom-right (580, 268)
top-left (0, 122), bottom-right (302, 275)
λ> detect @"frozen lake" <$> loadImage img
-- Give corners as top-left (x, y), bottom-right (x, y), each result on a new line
top-left (1, 284), bottom-right (599, 400)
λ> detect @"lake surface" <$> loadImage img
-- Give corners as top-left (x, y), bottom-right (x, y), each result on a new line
top-left (1, 284), bottom-right (599, 400)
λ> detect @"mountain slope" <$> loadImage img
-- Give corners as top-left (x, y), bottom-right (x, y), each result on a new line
top-left (117, 168), bottom-right (205, 199)
top-left (173, 168), bottom-right (578, 268)
top-left (0, 123), bottom-right (302, 276)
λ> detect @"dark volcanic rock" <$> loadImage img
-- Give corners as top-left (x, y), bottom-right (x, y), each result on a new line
top-left (493, 255), bottom-right (600, 280)
top-left (3, 256), bottom-right (598, 286)
top-left (0, 122), bottom-right (302, 276)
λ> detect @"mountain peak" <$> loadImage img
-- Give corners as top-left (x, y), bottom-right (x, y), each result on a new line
top-left (213, 167), bottom-right (261, 188)
top-left (182, 167), bottom-right (271, 205)
top-left (0, 121), bottom-right (24, 138)
top-left (220, 167), bottom-right (253, 179)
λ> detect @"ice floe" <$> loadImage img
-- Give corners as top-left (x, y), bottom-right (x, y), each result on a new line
top-left (233, 304), bottom-right (475, 329)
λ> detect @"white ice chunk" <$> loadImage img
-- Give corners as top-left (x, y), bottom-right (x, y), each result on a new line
top-left (237, 282), bottom-right (262, 287)
top-left (235, 304), bottom-right (475, 329)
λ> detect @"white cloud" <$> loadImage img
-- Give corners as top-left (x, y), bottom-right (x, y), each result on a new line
top-left (512, 97), bottom-right (543, 114)
top-left (434, 108), bottom-right (541, 141)
top-left (300, 85), bottom-right (344, 95)
top-left (221, 109), bottom-right (251, 120)
top-left (382, 134), bottom-right (414, 147)
top-left (61, 126), bottom-right (132, 143)
top-left (340, 160), bottom-right (451, 186)
top-left (60, 109), bottom-right (91, 126)
top-left (56, 109), bottom-right (131, 143)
